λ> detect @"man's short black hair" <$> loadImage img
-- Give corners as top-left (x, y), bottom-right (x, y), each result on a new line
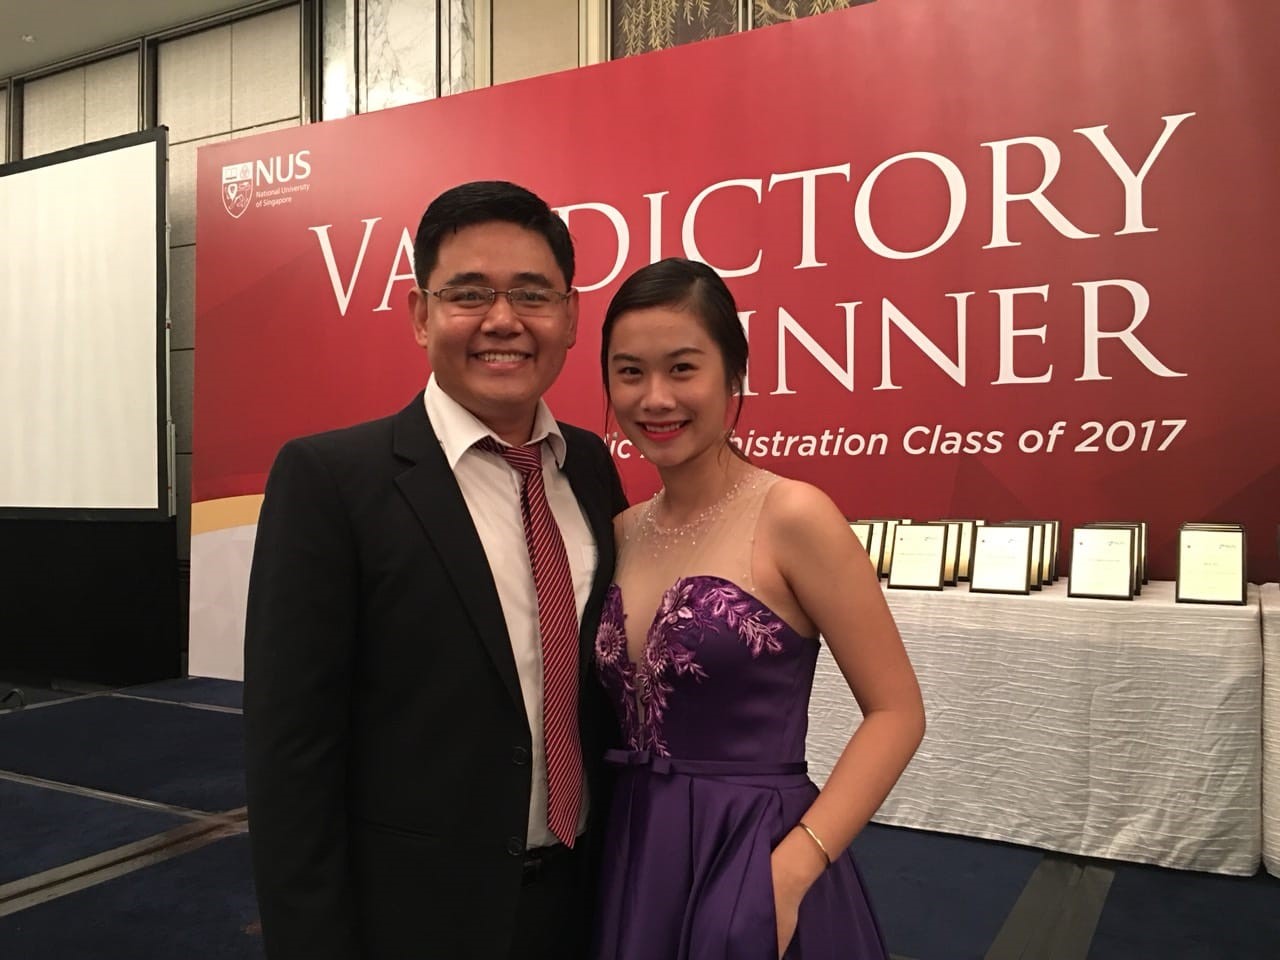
top-left (412, 180), bottom-right (575, 288)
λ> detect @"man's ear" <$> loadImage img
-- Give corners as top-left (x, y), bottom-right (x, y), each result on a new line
top-left (409, 285), bottom-right (431, 348)
top-left (564, 288), bottom-right (580, 348)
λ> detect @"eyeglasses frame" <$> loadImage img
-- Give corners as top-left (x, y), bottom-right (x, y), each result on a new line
top-left (418, 284), bottom-right (574, 314)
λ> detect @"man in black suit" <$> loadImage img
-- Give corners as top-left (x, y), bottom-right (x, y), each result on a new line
top-left (244, 181), bottom-right (626, 960)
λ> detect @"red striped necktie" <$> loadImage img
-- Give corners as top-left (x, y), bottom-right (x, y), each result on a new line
top-left (477, 436), bottom-right (582, 847)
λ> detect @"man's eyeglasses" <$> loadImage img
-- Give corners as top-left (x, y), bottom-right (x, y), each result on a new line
top-left (423, 285), bottom-right (572, 317)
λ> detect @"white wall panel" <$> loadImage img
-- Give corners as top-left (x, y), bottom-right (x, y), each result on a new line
top-left (232, 6), bottom-right (301, 129)
top-left (22, 68), bottom-right (85, 158)
top-left (442, 0), bottom-right (476, 94)
top-left (169, 135), bottom-right (228, 246)
top-left (84, 54), bottom-right (139, 143)
top-left (363, 0), bottom-right (437, 111)
top-left (159, 26), bottom-right (233, 143)
top-left (493, 0), bottom-right (578, 85)
top-left (322, 0), bottom-right (356, 118)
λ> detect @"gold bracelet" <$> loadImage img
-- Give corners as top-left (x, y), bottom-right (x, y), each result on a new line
top-left (796, 821), bottom-right (831, 867)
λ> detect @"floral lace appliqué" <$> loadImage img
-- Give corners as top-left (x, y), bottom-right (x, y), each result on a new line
top-left (594, 586), bottom-right (640, 743)
top-left (594, 576), bottom-right (787, 756)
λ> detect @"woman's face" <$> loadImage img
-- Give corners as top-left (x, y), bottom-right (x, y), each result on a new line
top-left (606, 305), bottom-right (733, 470)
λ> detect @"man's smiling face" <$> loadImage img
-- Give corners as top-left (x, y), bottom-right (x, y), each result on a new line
top-left (410, 220), bottom-right (579, 445)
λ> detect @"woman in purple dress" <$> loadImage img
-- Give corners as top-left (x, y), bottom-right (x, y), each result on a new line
top-left (592, 259), bottom-right (925, 959)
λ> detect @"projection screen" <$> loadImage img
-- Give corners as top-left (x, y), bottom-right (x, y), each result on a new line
top-left (0, 129), bottom-right (170, 518)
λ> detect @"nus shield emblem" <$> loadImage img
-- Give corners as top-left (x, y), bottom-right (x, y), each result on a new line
top-left (221, 162), bottom-right (253, 218)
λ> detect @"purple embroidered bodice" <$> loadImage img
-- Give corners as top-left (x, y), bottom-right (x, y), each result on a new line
top-left (594, 574), bottom-right (819, 762)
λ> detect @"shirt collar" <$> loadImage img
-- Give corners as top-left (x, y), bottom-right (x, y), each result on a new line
top-left (423, 374), bottom-right (567, 470)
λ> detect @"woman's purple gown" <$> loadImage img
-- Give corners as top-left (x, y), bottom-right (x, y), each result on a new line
top-left (591, 471), bottom-right (889, 960)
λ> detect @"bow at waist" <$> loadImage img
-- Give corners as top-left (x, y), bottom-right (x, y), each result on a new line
top-left (604, 748), bottom-right (807, 777)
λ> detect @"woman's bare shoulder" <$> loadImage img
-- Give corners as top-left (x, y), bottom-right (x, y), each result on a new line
top-left (760, 475), bottom-right (846, 532)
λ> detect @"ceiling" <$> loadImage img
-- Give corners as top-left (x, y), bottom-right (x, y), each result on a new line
top-left (0, 0), bottom-right (261, 78)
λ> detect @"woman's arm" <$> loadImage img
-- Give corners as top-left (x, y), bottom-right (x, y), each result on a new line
top-left (760, 480), bottom-right (925, 949)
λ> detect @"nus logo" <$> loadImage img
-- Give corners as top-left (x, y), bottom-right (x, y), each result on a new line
top-left (220, 150), bottom-right (313, 219)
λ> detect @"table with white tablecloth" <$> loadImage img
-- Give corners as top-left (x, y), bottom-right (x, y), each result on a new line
top-left (807, 581), bottom-right (1263, 875)
top-left (1260, 583), bottom-right (1280, 878)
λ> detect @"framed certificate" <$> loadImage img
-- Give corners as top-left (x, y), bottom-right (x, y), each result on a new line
top-left (856, 519), bottom-right (891, 578)
top-left (969, 525), bottom-right (1033, 595)
top-left (1085, 523), bottom-right (1142, 596)
top-left (1008, 521), bottom-right (1055, 586)
top-left (848, 522), bottom-right (881, 574)
top-left (881, 519), bottom-right (900, 577)
top-left (889, 518), bottom-right (913, 574)
top-left (1176, 525), bottom-right (1247, 604)
top-left (940, 520), bottom-right (979, 581)
top-left (1001, 523), bottom-right (1044, 591)
top-left (887, 523), bottom-right (947, 590)
top-left (1049, 520), bottom-right (1061, 581)
top-left (1068, 526), bottom-right (1135, 599)
top-left (939, 521), bottom-right (962, 586)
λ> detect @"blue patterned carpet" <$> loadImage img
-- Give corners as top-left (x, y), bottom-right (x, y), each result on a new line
top-left (2, 678), bottom-right (1277, 960)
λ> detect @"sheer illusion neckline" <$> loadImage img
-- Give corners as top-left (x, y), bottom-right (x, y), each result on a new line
top-left (639, 469), bottom-right (767, 538)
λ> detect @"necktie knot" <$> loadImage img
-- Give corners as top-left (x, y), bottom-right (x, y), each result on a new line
top-left (477, 436), bottom-right (543, 477)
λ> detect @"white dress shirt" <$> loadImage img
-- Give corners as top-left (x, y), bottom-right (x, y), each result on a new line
top-left (424, 375), bottom-right (596, 848)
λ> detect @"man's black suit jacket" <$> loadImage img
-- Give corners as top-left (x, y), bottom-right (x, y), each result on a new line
top-left (244, 394), bottom-right (626, 960)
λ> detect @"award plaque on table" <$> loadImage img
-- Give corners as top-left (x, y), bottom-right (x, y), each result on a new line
top-left (1034, 522), bottom-right (1053, 585)
top-left (1000, 523), bottom-right (1044, 591)
top-left (881, 519), bottom-right (900, 577)
top-left (1068, 526), bottom-right (1136, 600)
top-left (938, 521), bottom-right (962, 586)
top-left (1094, 521), bottom-right (1146, 590)
top-left (864, 521), bottom-right (888, 577)
top-left (890, 519), bottom-right (915, 574)
top-left (1049, 520), bottom-right (1061, 581)
top-left (969, 525), bottom-right (1033, 595)
top-left (940, 519), bottom-right (978, 581)
top-left (1008, 521), bottom-right (1055, 586)
top-left (848, 522), bottom-right (881, 574)
top-left (887, 523), bottom-right (947, 590)
top-left (1085, 523), bottom-right (1142, 596)
top-left (1176, 525), bottom-right (1247, 605)
top-left (858, 519), bottom-right (893, 578)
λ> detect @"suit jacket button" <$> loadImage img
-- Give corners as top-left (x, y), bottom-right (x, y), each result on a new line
top-left (507, 837), bottom-right (525, 857)
top-left (512, 746), bottom-right (529, 765)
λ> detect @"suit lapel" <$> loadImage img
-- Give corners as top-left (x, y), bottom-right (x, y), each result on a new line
top-left (391, 396), bottom-right (525, 713)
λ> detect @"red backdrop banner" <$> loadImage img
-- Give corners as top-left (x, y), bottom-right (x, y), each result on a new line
top-left (195, 0), bottom-right (1280, 581)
